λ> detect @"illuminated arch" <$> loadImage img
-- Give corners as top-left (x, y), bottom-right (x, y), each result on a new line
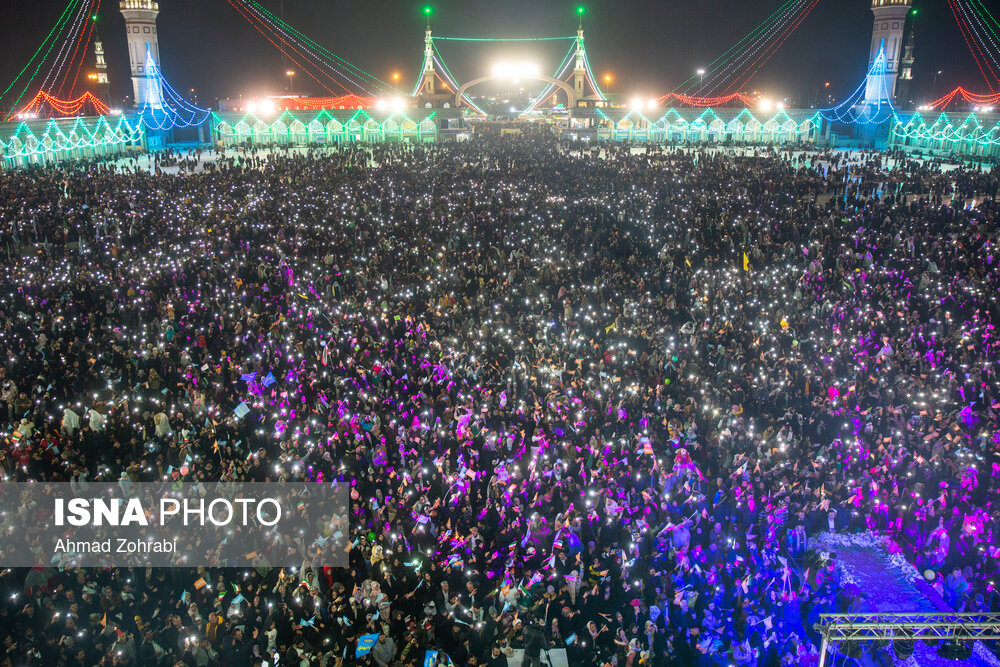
top-left (455, 74), bottom-right (576, 109)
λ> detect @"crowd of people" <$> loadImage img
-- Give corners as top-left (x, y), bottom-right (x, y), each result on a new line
top-left (0, 129), bottom-right (997, 666)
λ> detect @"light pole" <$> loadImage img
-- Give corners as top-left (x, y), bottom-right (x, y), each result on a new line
top-left (604, 74), bottom-right (612, 94)
top-left (286, 70), bottom-right (295, 94)
top-left (932, 70), bottom-right (942, 100)
top-left (697, 68), bottom-right (705, 91)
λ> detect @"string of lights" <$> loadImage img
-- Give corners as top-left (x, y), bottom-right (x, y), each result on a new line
top-left (948, 0), bottom-right (999, 92)
top-left (37, 0), bottom-right (91, 101)
top-left (926, 86), bottom-right (1000, 110)
top-left (698, 0), bottom-right (818, 98)
top-left (671, 0), bottom-right (805, 95)
top-left (211, 109), bottom-right (438, 145)
top-left (819, 45), bottom-right (894, 125)
top-left (245, 0), bottom-right (396, 94)
top-left (12, 90), bottom-right (110, 119)
top-left (594, 106), bottom-right (821, 142)
top-left (719, 0), bottom-right (821, 97)
top-left (138, 47), bottom-right (210, 131)
top-left (687, 0), bottom-right (809, 97)
top-left (580, 44), bottom-right (606, 101)
top-left (523, 42), bottom-right (577, 113)
top-left (429, 42), bottom-right (487, 115)
top-left (965, 0), bottom-right (1000, 64)
top-left (0, 0), bottom-right (80, 113)
top-left (892, 110), bottom-right (1000, 147)
top-left (955, 0), bottom-right (1000, 84)
top-left (239, 1), bottom-right (381, 96)
top-left (269, 95), bottom-right (375, 111)
top-left (433, 36), bottom-right (575, 42)
top-left (224, 0), bottom-right (346, 96)
top-left (64, 0), bottom-right (103, 98)
top-left (411, 51), bottom-right (429, 97)
top-left (1, 115), bottom-right (142, 161)
top-left (56, 0), bottom-right (100, 99)
top-left (656, 92), bottom-right (757, 107)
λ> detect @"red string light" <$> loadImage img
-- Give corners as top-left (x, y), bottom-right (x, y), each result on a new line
top-left (271, 95), bottom-right (375, 110)
top-left (56, 0), bottom-right (98, 99)
top-left (954, 0), bottom-right (1000, 87)
top-left (926, 86), bottom-right (1000, 110)
top-left (225, 0), bottom-right (352, 96)
top-left (65, 0), bottom-right (102, 98)
top-left (727, 0), bottom-right (821, 95)
top-left (11, 90), bottom-right (110, 119)
top-left (656, 92), bottom-right (757, 108)
top-left (947, 0), bottom-right (998, 93)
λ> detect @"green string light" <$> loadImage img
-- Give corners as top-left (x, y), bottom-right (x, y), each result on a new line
top-left (971, 0), bottom-right (1000, 38)
top-left (432, 36), bottom-right (576, 41)
top-left (594, 107), bottom-right (820, 142)
top-left (2, 116), bottom-right (143, 162)
top-left (1, 0), bottom-right (81, 113)
top-left (212, 109), bottom-right (438, 146)
top-left (672, 0), bottom-right (801, 94)
top-left (245, 0), bottom-right (396, 92)
top-left (892, 111), bottom-right (1000, 147)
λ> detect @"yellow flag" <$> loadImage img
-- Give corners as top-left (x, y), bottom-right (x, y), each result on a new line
top-left (743, 252), bottom-right (749, 272)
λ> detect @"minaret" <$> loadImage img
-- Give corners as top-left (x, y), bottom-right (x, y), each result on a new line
top-left (864, 0), bottom-right (912, 104)
top-left (92, 24), bottom-right (111, 106)
top-left (418, 9), bottom-right (435, 96)
top-left (119, 0), bottom-right (160, 108)
top-left (573, 13), bottom-right (586, 104)
top-left (897, 19), bottom-right (915, 105)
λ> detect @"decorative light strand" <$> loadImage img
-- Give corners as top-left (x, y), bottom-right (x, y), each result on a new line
top-left (672, 0), bottom-right (803, 95)
top-left (56, 0), bottom-right (99, 98)
top-left (0, 0), bottom-right (80, 110)
top-left (956, 0), bottom-right (1000, 83)
top-left (224, 0), bottom-right (345, 96)
top-left (14, 90), bottom-right (110, 118)
top-left (948, 0), bottom-right (998, 93)
top-left (238, 0), bottom-right (385, 95)
top-left (138, 47), bottom-right (210, 131)
top-left (37, 0), bottom-right (91, 100)
top-left (433, 36), bottom-right (576, 42)
top-left (720, 0), bottom-right (821, 97)
top-left (269, 95), bottom-right (375, 110)
top-left (245, 0), bottom-right (396, 93)
top-left (926, 86), bottom-right (1000, 110)
top-left (820, 45), bottom-right (894, 126)
top-left (684, 0), bottom-right (808, 97)
top-left (656, 92), bottom-right (757, 107)
top-left (1, 115), bottom-right (142, 161)
top-left (430, 47), bottom-right (486, 116)
top-left (702, 0), bottom-right (817, 97)
top-left (524, 42), bottom-right (577, 112)
top-left (892, 110), bottom-right (1000, 147)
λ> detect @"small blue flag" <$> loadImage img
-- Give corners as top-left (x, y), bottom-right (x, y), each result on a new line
top-left (356, 633), bottom-right (379, 658)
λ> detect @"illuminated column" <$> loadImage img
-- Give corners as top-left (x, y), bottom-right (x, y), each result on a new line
top-left (864, 0), bottom-right (912, 104)
top-left (119, 0), bottom-right (160, 108)
top-left (419, 27), bottom-right (436, 96)
top-left (573, 27), bottom-right (586, 103)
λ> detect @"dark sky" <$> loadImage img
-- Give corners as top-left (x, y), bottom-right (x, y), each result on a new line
top-left (0, 0), bottom-right (988, 110)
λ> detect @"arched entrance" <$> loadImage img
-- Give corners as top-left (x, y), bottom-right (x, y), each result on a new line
top-left (455, 74), bottom-right (577, 110)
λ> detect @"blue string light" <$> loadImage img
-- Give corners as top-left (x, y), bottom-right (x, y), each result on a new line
top-left (819, 45), bottom-right (894, 126)
top-left (139, 46), bottom-right (210, 131)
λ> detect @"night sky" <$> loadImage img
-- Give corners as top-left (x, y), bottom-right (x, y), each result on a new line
top-left (0, 0), bottom-right (989, 110)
